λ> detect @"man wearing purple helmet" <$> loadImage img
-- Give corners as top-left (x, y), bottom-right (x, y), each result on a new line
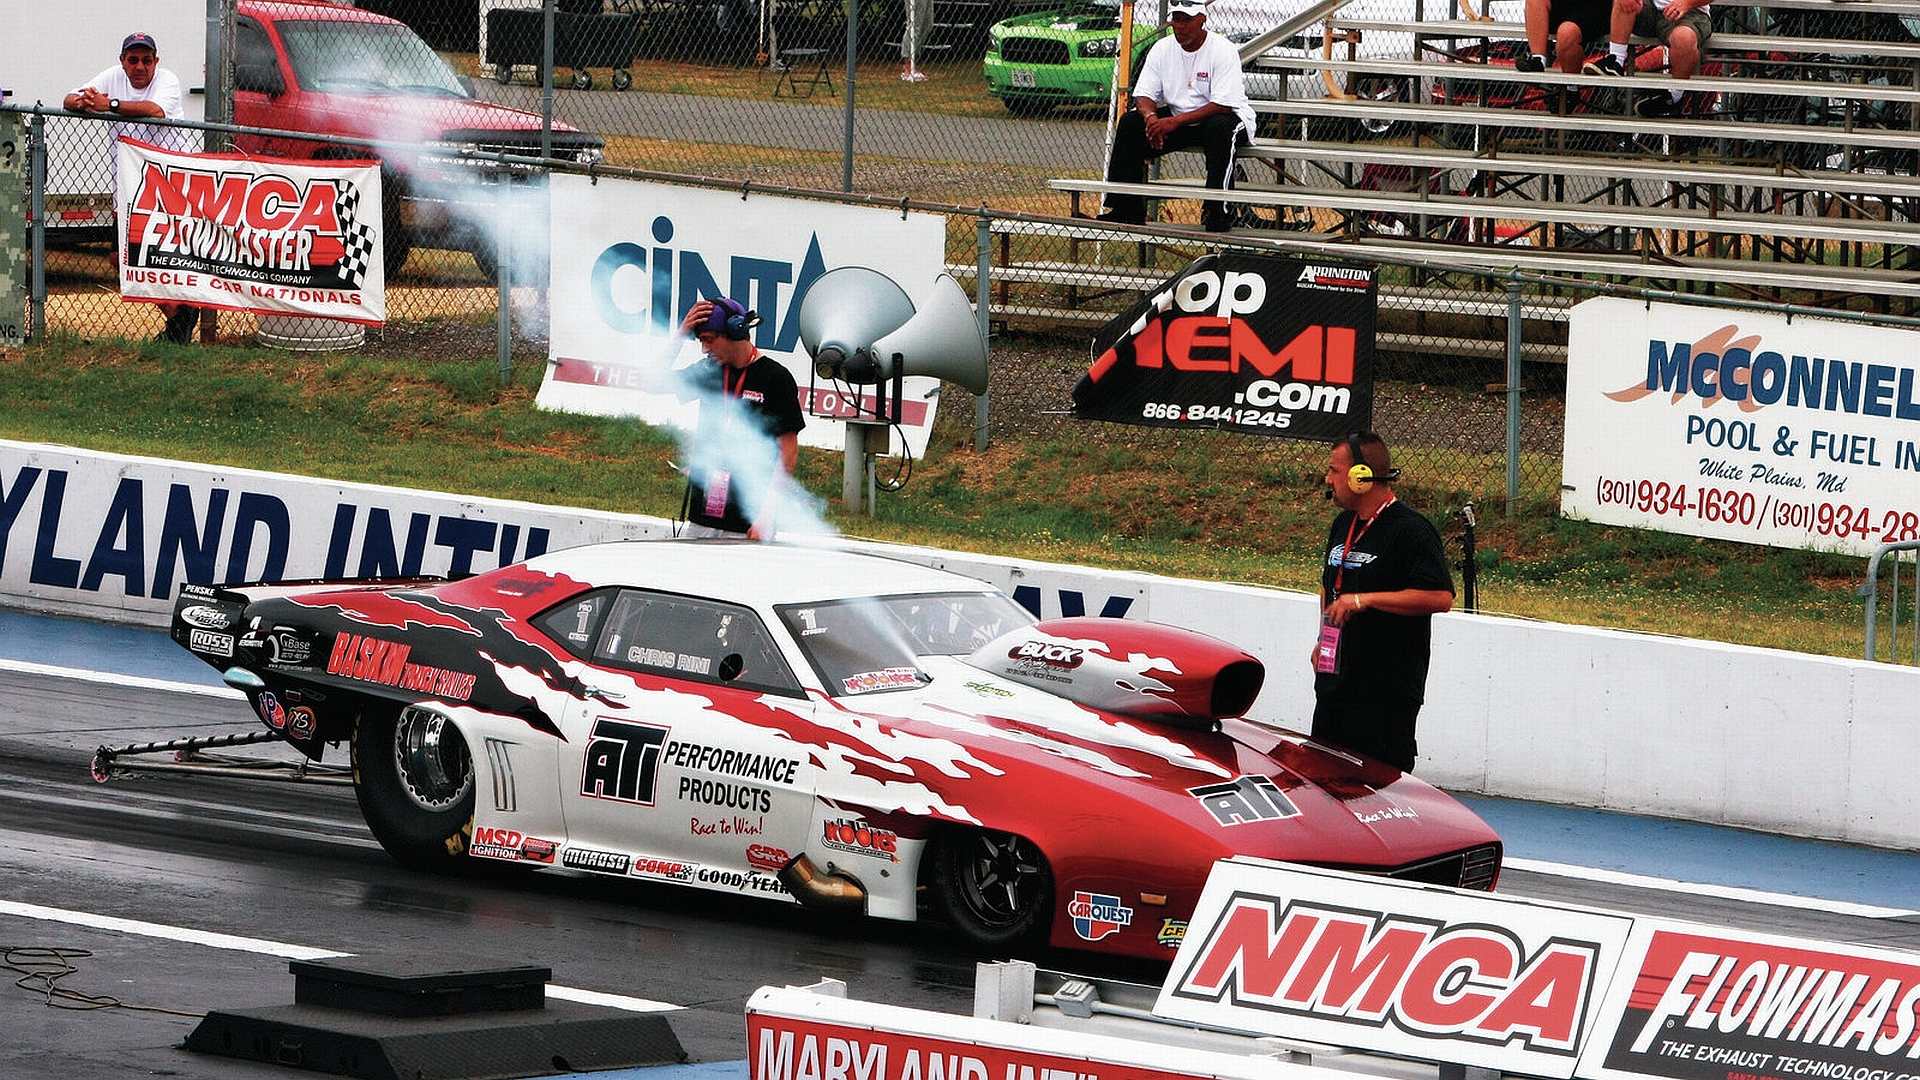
top-left (676, 297), bottom-right (807, 540)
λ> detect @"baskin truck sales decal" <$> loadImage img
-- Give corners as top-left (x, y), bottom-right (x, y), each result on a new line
top-left (540, 176), bottom-right (947, 458)
top-left (1562, 298), bottom-right (1920, 557)
top-left (1155, 859), bottom-right (1636, 1077)
top-left (1577, 922), bottom-right (1920, 1080)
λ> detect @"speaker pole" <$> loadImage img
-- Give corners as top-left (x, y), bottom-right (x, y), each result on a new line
top-left (843, 423), bottom-right (872, 515)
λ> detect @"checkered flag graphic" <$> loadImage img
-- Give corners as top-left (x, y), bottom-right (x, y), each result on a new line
top-left (331, 179), bottom-right (376, 289)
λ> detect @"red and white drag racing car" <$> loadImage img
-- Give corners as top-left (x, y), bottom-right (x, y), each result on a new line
top-left (171, 540), bottom-right (1500, 959)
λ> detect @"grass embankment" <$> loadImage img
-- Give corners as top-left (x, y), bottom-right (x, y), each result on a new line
top-left (0, 332), bottom-right (1871, 659)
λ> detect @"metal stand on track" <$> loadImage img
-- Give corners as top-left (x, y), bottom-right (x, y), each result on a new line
top-left (90, 730), bottom-right (352, 786)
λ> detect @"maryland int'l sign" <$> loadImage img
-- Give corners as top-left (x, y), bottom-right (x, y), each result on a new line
top-left (1072, 254), bottom-right (1377, 440)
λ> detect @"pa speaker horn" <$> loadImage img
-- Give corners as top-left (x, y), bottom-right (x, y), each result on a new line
top-left (797, 267), bottom-right (989, 395)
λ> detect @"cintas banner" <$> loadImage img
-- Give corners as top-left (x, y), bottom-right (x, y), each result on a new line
top-left (1072, 254), bottom-right (1377, 440)
top-left (115, 139), bottom-right (385, 324)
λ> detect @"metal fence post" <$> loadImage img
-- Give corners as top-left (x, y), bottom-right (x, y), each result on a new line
top-left (976, 212), bottom-right (991, 452)
top-left (1505, 271), bottom-right (1522, 515)
top-left (497, 180), bottom-right (512, 387)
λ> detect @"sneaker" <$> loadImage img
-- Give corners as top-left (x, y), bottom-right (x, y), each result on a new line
top-left (1513, 54), bottom-right (1546, 74)
top-left (1584, 55), bottom-right (1626, 77)
top-left (1635, 91), bottom-right (1677, 118)
top-left (162, 306), bottom-right (198, 344)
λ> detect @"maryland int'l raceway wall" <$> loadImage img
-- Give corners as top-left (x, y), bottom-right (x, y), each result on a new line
top-left (2, 438), bottom-right (1913, 853)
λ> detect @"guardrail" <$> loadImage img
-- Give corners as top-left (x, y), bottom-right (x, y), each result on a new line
top-left (1863, 539), bottom-right (1920, 662)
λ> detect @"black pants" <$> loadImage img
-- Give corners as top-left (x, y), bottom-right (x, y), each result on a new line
top-left (1102, 107), bottom-right (1247, 226)
top-left (1311, 693), bottom-right (1421, 773)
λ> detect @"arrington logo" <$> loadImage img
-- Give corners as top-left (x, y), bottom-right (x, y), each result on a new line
top-left (124, 160), bottom-right (375, 289)
top-left (1172, 894), bottom-right (1600, 1053)
top-left (1069, 891), bottom-right (1134, 942)
top-left (1299, 265), bottom-right (1372, 290)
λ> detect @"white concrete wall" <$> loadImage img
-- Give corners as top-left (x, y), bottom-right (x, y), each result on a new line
top-left (5, 440), bottom-right (1913, 851)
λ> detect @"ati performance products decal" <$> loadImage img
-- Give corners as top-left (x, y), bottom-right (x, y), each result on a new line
top-left (1171, 893), bottom-right (1601, 1055)
top-left (117, 140), bottom-right (384, 322)
top-left (325, 632), bottom-right (476, 702)
top-left (1069, 891), bottom-right (1135, 942)
top-left (1073, 253), bottom-right (1375, 441)
top-left (1593, 928), bottom-right (1920, 1080)
top-left (581, 719), bottom-right (669, 805)
top-left (1189, 775), bottom-right (1301, 826)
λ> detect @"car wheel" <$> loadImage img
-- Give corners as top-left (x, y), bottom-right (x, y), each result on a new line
top-left (927, 827), bottom-right (1051, 951)
top-left (352, 703), bottom-right (475, 871)
top-left (1348, 74), bottom-right (1409, 139)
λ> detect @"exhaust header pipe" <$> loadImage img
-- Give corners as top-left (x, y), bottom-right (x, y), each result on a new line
top-left (778, 854), bottom-right (865, 914)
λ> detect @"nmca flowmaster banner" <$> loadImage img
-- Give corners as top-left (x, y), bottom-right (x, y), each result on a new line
top-left (115, 139), bottom-right (385, 323)
top-left (1157, 859), bottom-right (1636, 1077)
top-left (1072, 254), bottom-right (1376, 440)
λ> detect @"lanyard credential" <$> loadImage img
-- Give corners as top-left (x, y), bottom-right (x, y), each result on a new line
top-left (1331, 497), bottom-right (1394, 598)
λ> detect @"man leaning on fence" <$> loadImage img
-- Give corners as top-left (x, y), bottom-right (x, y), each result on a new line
top-left (64, 32), bottom-right (201, 344)
top-left (1094, 0), bottom-right (1256, 233)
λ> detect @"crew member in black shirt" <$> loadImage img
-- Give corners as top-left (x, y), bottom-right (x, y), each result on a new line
top-left (1311, 432), bottom-right (1455, 772)
top-left (677, 297), bottom-right (806, 540)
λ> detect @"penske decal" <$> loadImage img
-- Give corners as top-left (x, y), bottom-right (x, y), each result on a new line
top-left (1172, 893), bottom-right (1599, 1053)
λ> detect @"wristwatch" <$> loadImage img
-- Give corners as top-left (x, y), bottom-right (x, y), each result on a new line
top-left (108, 98), bottom-right (121, 113)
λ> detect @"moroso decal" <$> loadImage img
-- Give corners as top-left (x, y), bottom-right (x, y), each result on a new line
top-left (562, 846), bottom-right (631, 874)
top-left (1069, 891), bottom-right (1134, 942)
top-left (325, 632), bottom-right (476, 701)
top-left (1598, 928), bottom-right (1920, 1080)
top-left (1189, 775), bottom-right (1300, 826)
top-left (581, 718), bottom-right (669, 804)
top-left (1171, 893), bottom-right (1598, 1053)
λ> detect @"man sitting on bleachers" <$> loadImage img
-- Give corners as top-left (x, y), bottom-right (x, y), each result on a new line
top-left (1094, 0), bottom-right (1256, 232)
top-left (1587, 0), bottom-right (1712, 117)
top-left (1515, 0), bottom-right (1611, 75)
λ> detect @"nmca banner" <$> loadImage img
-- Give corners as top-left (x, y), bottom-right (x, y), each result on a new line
top-left (116, 139), bottom-right (385, 324)
top-left (1072, 254), bottom-right (1376, 440)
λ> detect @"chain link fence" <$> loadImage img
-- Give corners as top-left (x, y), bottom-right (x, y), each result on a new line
top-left (9, 0), bottom-right (1920, 526)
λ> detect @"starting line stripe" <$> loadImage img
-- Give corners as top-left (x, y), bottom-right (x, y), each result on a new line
top-left (0, 899), bottom-right (680, 1013)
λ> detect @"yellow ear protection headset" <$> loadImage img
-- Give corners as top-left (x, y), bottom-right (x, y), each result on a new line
top-left (705, 296), bottom-right (760, 342)
top-left (1344, 432), bottom-right (1401, 493)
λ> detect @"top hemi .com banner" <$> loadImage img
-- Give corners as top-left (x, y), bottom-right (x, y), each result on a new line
top-left (1157, 859), bottom-right (1920, 1080)
top-left (116, 139), bottom-right (384, 324)
top-left (1072, 254), bottom-right (1377, 441)
top-left (1563, 297), bottom-right (1920, 557)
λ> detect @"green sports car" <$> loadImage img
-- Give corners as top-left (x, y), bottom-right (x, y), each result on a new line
top-left (983, 0), bottom-right (1162, 114)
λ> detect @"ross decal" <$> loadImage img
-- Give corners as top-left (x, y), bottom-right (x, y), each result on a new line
top-left (1069, 891), bottom-right (1134, 942)
top-left (189, 628), bottom-right (235, 658)
top-left (561, 846), bottom-right (631, 874)
top-left (821, 817), bottom-right (899, 862)
top-left (631, 856), bottom-right (696, 882)
top-left (325, 632), bottom-right (476, 701)
top-left (745, 844), bottom-right (791, 871)
top-left (1158, 919), bottom-right (1188, 948)
top-left (179, 604), bottom-right (236, 631)
top-left (1189, 775), bottom-right (1300, 826)
top-left (258, 691), bottom-right (287, 731)
top-left (580, 718), bottom-right (669, 804)
top-left (841, 668), bottom-right (923, 695)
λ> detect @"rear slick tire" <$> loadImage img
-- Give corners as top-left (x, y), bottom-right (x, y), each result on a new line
top-left (352, 703), bottom-right (475, 871)
top-left (926, 828), bottom-right (1052, 952)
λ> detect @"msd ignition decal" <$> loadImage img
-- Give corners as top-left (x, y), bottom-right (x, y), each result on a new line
top-left (1158, 860), bottom-right (1635, 1077)
top-left (117, 141), bottom-right (384, 322)
top-left (471, 827), bottom-right (557, 864)
top-left (1564, 298), bottom-right (1920, 558)
top-left (1069, 891), bottom-right (1135, 942)
top-left (1583, 925), bottom-right (1920, 1080)
top-left (1073, 252), bottom-right (1376, 441)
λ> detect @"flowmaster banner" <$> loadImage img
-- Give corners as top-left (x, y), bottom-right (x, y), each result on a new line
top-left (1072, 254), bottom-right (1377, 440)
top-left (115, 139), bottom-right (385, 323)
top-left (1563, 297), bottom-right (1920, 556)
top-left (541, 177), bottom-right (947, 457)
top-left (1157, 859), bottom-right (1637, 1077)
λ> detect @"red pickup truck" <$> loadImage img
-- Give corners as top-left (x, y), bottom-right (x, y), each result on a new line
top-left (232, 0), bottom-right (604, 280)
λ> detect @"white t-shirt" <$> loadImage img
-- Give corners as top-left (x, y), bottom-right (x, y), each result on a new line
top-left (1135, 31), bottom-right (1256, 140)
top-left (71, 64), bottom-right (194, 162)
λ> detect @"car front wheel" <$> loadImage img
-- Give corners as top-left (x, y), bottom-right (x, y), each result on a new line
top-left (352, 703), bottom-right (475, 871)
top-left (927, 828), bottom-right (1052, 951)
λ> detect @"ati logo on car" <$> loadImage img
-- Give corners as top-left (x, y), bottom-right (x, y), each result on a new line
top-left (1008, 641), bottom-right (1084, 668)
top-left (1172, 897), bottom-right (1600, 1053)
top-left (178, 604), bottom-right (235, 631)
top-left (821, 818), bottom-right (899, 862)
top-left (745, 845), bottom-right (791, 871)
top-left (581, 719), bottom-right (669, 805)
top-left (189, 629), bottom-right (235, 658)
top-left (1069, 891), bottom-right (1134, 942)
top-left (631, 857), bottom-right (696, 882)
top-left (561, 846), bottom-right (631, 874)
top-left (470, 828), bottom-right (556, 864)
top-left (1189, 775), bottom-right (1301, 827)
top-left (1298, 265), bottom-right (1372, 290)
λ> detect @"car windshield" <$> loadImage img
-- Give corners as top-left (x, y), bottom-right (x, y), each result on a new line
top-left (777, 592), bottom-right (1034, 697)
top-left (279, 21), bottom-right (470, 97)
